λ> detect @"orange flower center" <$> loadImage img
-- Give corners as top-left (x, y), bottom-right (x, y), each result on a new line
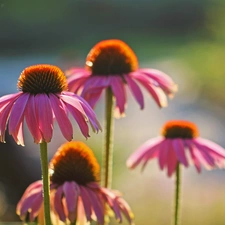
top-left (18, 64), bottom-right (68, 94)
top-left (161, 120), bottom-right (199, 139)
top-left (85, 39), bottom-right (138, 75)
top-left (49, 141), bottom-right (100, 185)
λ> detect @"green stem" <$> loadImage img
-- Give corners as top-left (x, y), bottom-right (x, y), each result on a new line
top-left (173, 163), bottom-right (181, 225)
top-left (40, 142), bottom-right (52, 225)
top-left (102, 88), bottom-right (114, 188)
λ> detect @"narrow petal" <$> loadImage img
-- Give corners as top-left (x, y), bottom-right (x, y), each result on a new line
top-left (138, 68), bottom-right (178, 95)
top-left (17, 181), bottom-right (42, 215)
top-left (158, 139), bottom-right (169, 170)
top-left (79, 186), bottom-right (92, 221)
top-left (0, 92), bottom-right (22, 109)
top-left (167, 140), bottom-right (178, 177)
top-left (54, 185), bottom-right (66, 222)
top-left (0, 100), bottom-right (16, 142)
top-left (29, 193), bottom-right (43, 221)
top-left (172, 139), bottom-right (188, 167)
top-left (65, 103), bottom-right (90, 138)
top-left (35, 94), bottom-right (53, 142)
top-left (63, 182), bottom-right (80, 222)
top-left (116, 197), bottom-right (134, 225)
top-left (194, 138), bottom-right (225, 158)
top-left (124, 75), bottom-right (144, 109)
top-left (110, 76), bottom-right (126, 114)
top-left (49, 94), bottom-right (73, 141)
top-left (134, 74), bottom-right (168, 108)
top-left (8, 93), bottom-right (29, 136)
top-left (126, 137), bottom-right (164, 169)
top-left (86, 189), bottom-right (105, 225)
top-left (185, 140), bottom-right (201, 172)
top-left (25, 95), bottom-right (42, 143)
top-left (186, 140), bottom-right (214, 170)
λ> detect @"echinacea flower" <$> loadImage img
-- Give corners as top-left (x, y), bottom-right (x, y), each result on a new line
top-left (0, 64), bottom-right (101, 145)
top-left (127, 120), bottom-right (225, 176)
top-left (67, 39), bottom-right (177, 116)
top-left (17, 141), bottom-right (134, 225)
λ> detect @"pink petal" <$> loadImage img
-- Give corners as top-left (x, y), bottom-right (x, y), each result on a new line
top-left (172, 139), bottom-right (188, 167)
top-left (75, 95), bottom-right (102, 132)
top-left (158, 139), bottom-right (170, 170)
top-left (126, 137), bottom-right (164, 169)
top-left (12, 120), bottom-right (24, 146)
top-left (49, 94), bottom-right (73, 141)
top-left (54, 185), bottom-right (66, 222)
top-left (101, 188), bottom-right (122, 222)
top-left (185, 140), bottom-right (201, 172)
top-left (166, 140), bottom-right (178, 177)
top-left (0, 100), bottom-right (15, 142)
top-left (194, 138), bottom-right (225, 158)
top-left (76, 198), bottom-right (87, 225)
top-left (79, 186), bottom-right (92, 221)
top-left (110, 76), bottom-right (126, 114)
top-left (63, 182), bottom-right (80, 222)
top-left (82, 88), bottom-right (104, 109)
top-left (25, 95), bottom-right (43, 143)
top-left (8, 93), bottom-right (29, 137)
top-left (65, 103), bottom-right (89, 138)
top-left (29, 192), bottom-right (43, 221)
top-left (0, 92), bottom-right (22, 109)
top-left (86, 189), bottom-right (104, 224)
top-left (138, 68), bottom-right (178, 95)
top-left (125, 75), bottom-right (144, 109)
top-left (17, 181), bottom-right (42, 214)
top-left (116, 197), bottom-right (134, 225)
top-left (35, 94), bottom-right (53, 142)
top-left (134, 74), bottom-right (168, 108)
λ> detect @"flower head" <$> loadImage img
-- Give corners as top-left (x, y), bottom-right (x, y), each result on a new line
top-left (17, 141), bottom-right (134, 224)
top-left (127, 120), bottom-right (225, 176)
top-left (0, 64), bottom-right (101, 145)
top-left (67, 39), bottom-right (177, 116)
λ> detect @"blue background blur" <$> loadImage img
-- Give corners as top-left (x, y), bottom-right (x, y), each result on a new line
top-left (0, 0), bottom-right (225, 224)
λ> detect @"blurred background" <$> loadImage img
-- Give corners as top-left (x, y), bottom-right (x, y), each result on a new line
top-left (0, 0), bottom-right (225, 224)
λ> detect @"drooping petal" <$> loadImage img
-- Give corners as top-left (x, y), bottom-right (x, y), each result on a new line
top-left (17, 181), bottom-right (43, 215)
top-left (185, 140), bottom-right (201, 173)
top-left (49, 94), bottom-right (73, 141)
top-left (0, 100), bottom-right (17, 142)
top-left (0, 92), bottom-right (22, 109)
top-left (134, 74), bottom-right (168, 108)
top-left (79, 186), bottom-right (92, 221)
top-left (194, 138), bottom-right (225, 158)
top-left (35, 94), bottom-right (53, 142)
top-left (166, 140), bottom-right (178, 177)
top-left (63, 182), bottom-right (80, 222)
top-left (29, 193), bottom-right (43, 222)
top-left (125, 74), bottom-right (144, 109)
top-left (54, 185), bottom-right (66, 222)
top-left (172, 139), bottom-right (188, 167)
top-left (75, 95), bottom-right (102, 133)
top-left (8, 93), bottom-right (29, 137)
top-left (158, 139), bottom-right (169, 170)
top-left (116, 197), bottom-right (134, 225)
top-left (126, 137), bottom-right (164, 169)
top-left (110, 76), bottom-right (126, 114)
top-left (85, 188), bottom-right (105, 225)
top-left (138, 68), bottom-right (178, 96)
top-left (25, 95), bottom-right (43, 143)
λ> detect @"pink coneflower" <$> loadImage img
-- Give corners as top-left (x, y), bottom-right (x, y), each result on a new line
top-left (127, 120), bottom-right (225, 176)
top-left (127, 120), bottom-right (225, 225)
top-left (67, 39), bottom-right (177, 115)
top-left (17, 141), bottom-right (134, 225)
top-left (0, 64), bottom-right (101, 146)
